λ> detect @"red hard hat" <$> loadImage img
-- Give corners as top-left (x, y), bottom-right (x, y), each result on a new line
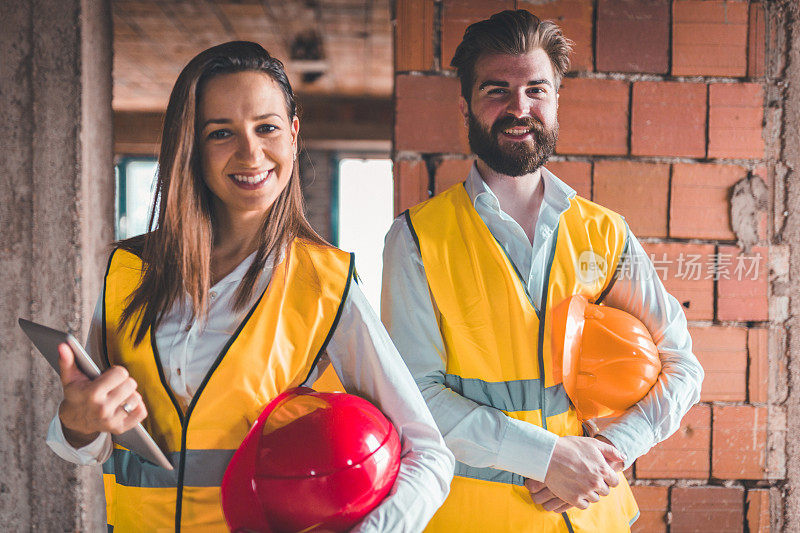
top-left (221, 387), bottom-right (401, 533)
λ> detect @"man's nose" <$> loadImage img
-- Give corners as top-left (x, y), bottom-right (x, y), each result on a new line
top-left (506, 92), bottom-right (532, 118)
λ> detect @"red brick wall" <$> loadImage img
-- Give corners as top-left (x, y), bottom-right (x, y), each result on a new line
top-left (394, 0), bottom-right (777, 529)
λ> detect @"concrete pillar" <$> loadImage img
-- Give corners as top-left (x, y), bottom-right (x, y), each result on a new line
top-left (0, 0), bottom-right (113, 529)
top-left (771, 1), bottom-right (800, 529)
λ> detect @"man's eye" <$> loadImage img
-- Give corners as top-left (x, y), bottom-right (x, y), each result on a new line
top-left (257, 124), bottom-right (278, 134)
top-left (208, 129), bottom-right (231, 140)
top-left (488, 88), bottom-right (507, 95)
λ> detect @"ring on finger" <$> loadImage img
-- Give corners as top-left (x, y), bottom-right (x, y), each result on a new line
top-left (121, 402), bottom-right (133, 414)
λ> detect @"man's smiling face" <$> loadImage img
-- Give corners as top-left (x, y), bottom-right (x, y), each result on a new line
top-left (461, 48), bottom-right (560, 177)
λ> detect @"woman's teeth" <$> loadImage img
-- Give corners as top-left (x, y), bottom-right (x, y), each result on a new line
top-left (231, 170), bottom-right (270, 184)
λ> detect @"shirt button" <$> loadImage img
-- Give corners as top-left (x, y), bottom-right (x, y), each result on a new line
top-left (184, 322), bottom-right (192, 332)
top-left (176, 368), bottom-right (182, 376)
top-left (210, 291), bottom-right (217, 300)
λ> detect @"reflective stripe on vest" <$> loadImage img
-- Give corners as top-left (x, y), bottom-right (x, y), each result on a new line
top-left (443, 375), bottom-right (571, 418)
top-left (102, 239), bottom-right (353, 532)
top-left (407, 183), bottom-right (639, 532)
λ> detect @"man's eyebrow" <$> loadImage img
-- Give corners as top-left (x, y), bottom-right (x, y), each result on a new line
top-left (478, 79), bottom-right (553, 91)
top-left (201, 113), bottom-right (280, 129)
top-left (478, 80), bottom-right (509, 91)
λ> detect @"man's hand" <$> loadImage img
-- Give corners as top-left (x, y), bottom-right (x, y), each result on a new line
top-left (527, 435), bottom-right (625, 513)
top-left (541, 435), bottom-right (625, 510)
top-left (525, 479), bottom-right (573, 513)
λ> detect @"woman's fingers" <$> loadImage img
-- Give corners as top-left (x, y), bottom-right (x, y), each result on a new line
top-left (57, 343), bottom-right (88, 386)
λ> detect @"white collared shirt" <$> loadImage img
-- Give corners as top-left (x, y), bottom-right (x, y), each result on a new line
top-left (46, 249), bottom-right (455, 533)
top-left (381, 164), bottom-right (704, 481)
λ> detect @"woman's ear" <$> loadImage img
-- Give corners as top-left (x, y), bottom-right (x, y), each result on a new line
top-left (291, 115), bottom-right (300, 155)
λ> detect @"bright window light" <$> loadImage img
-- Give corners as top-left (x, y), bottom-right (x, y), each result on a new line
top-left (117, 159), bottom-right (158, 239)
top-left (336, 158), bottom-right (394, 313)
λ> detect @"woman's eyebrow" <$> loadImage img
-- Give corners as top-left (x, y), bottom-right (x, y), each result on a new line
top-left (201, 113), bottom-right (281, 129)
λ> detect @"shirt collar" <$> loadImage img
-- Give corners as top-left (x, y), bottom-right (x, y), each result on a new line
top-left (212, 246), bottom-right (281, 287)
top-left (464, 162), bottom-right (576, 215)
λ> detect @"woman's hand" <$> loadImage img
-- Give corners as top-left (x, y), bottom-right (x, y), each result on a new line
top-left (57, 343), bottom-right (147, 448)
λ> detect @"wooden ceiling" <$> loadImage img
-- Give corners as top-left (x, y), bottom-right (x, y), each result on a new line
top-left (113, 0), bottom-right (393, 111)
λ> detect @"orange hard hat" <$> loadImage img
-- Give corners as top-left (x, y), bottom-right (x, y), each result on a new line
top-left (551, 295), bottom-right (661, 421)
top-left (221, 387), bottom-right (401, 533)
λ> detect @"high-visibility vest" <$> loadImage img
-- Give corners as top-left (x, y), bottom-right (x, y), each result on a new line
top-left (406, 183), bottom-right (640, 532)
top-left (100, 239), bottom-right (353, 532)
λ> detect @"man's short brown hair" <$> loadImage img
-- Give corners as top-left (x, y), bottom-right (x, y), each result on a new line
top-left (450, 9), bottom-right (573, 103)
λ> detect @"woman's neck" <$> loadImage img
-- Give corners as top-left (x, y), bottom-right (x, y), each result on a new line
top-left (211, 208), bottom-right (264, 284)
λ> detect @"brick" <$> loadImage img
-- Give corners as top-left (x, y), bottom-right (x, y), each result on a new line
top-left (636, 404), bottom-right (710, 479)
top-left (593, 161), bottom-right (669, 238)
top-left (670, 486), bottom-right (744, 532)
top-left (434, 158), bottom-right (473, 194)
top-left (394, 160), bottom-right (429, 215)
top-left (746, 489), bottom-right (771, 532)
top-left (557, 78), bottom-right (628, 155)
top-left (748, 3), bottom-right (766, 78)
top-left (395, 0), bottom-right (435, 71)
top-left (395, 75), bottom-right (468, 153)
top-left (748, 328), bottom-right (769, 403)
top-left (690, 326), bottom-right (747, 402)
top-left (708, 83), bottom-right (765, 159)
top-left (630, 485), bottom-right (668, 533)
top-left (441, 0), bottom-right (513, 70)
top-left (670, 163), bottom-right (746, 240)
top-left (545, 160), bottom-right (591, 199)
top-left (712, 404), bottom-right (767, 479)
top-left (641, 243), bottom-right (715, 321)
top-left (596, 0), bottom-right (670, 74)
top-left (672, 0), bottom-right (749, 77)
top-left (522, 0), bottom-right (594, 72)
top-left (717, 245), bottom-right (769, 321)
top-left (632, 81), bottom-right (706, 158)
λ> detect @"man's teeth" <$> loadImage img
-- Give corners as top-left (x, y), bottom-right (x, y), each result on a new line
top-left (504, 128), bottom-right (530, 135)
top-left (231, 170), bottom-right (270, 184)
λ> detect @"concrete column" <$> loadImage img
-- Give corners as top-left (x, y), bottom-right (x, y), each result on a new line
top-left (0, 0), bottom-right (113, 529)
top-left (771, 1), bottom-right (800, 529)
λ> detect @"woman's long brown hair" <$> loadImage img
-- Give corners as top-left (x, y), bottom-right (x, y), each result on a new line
top-left (118, 41), bottom-right (326, 345)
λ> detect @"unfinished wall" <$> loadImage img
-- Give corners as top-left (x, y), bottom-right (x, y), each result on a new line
top-left (393, 0), bottom-right (782, 530)
top-left (770, 1), bottom-right (800, 531)
top-left (0, 0), bottom-right (113, 529)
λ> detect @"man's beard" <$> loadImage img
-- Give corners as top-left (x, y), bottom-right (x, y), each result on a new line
top-left (467, 112), bottom-right (558, 177)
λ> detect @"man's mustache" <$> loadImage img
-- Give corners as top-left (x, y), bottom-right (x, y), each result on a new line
top-left (491, 116), bottom-right (545, 135)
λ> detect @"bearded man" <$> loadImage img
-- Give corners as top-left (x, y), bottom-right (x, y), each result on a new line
top-left (381, 9), bottom-right (703, 533)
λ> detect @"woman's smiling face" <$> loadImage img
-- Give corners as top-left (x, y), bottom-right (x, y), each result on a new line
top-left (198, 70), bottom-right (299, 221)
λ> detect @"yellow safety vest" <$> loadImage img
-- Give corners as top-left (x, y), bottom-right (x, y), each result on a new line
top-left (100, 239), bottom-right (353, 532)
top-left (406, 183), bottom-right (640, 532)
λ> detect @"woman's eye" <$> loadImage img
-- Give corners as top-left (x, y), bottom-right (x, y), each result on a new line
top-left (257, 124), bottom-right (278, 134)
top-left (208, 129), bottom-right (231, 140)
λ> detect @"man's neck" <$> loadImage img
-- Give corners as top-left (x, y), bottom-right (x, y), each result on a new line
top-left (475, 159), bottom-right (545, 244)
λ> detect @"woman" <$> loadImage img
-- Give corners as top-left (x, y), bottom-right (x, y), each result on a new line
top-left (46, 41), bottom-right (453, 532)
